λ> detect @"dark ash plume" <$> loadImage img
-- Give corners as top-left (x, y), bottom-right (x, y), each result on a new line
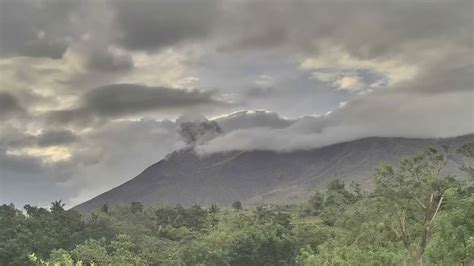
top-left (177, 115), bottom-right (222, 145)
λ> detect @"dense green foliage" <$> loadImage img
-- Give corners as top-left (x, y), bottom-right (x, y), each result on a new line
top-left (1, 144), bottom-right (473, 265)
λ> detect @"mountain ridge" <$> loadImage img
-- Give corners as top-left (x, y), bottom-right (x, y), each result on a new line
top-left (73, 134), bottom-right (474, 213)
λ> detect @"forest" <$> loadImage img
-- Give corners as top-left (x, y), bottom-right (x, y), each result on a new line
top-left (1, 144), bottom-right (473, 266)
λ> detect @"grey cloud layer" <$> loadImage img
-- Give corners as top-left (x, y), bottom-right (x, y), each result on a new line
top-left (36, 129), bottom-right (78, 147)
top-left (84, 47), bottom-right (134, 72)
top-left (3, 0), bottom-right (471, 59)
top-left (0, 126), bottom-right (78, 150)
top-left (218, 1), bottom-right (472, 56)
top-left (0, 92), bottom-right (24, 117)
top-left (47, 84), bottom-right (224, 124)
top-left (111, 0), bottom-right (219, 51)
top-left (0, 0), bottom-right (82, 58)
top-left (1, 0), bottom-right (471, 98)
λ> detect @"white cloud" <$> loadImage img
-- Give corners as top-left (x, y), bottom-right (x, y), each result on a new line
top-left (254, 74), bottom-right (274, 87)
top-left (301, 45), bottom-right (418, 86)
top-left (175, 76), bottom-right (201, 89)
top-left (212, 109), bottom-right (294, 131)
top-left (310, 71), bottom-right (339, 83)
top-left (311, 70), bottom-right (371, 94)
top-left (117, 48), bottom-right (197, 88)
top-left (334, 75), bottom-right (364, 91)
top-left (7, 146), bottom-right (72, 163)
top-left (196, 91), bottom-right (474, 154)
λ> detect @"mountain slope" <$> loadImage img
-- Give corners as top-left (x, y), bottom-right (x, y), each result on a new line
top-left (74, 134), bottom-right (473, 212)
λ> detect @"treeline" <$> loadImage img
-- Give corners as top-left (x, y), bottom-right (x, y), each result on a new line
top-left (1, 145), bottom-right (473, 265)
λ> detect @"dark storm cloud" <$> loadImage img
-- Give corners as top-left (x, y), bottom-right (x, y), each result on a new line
top-left (110, 0), bottom-right (219, 51)
top-left (47, 84), bottom-right (224, 124)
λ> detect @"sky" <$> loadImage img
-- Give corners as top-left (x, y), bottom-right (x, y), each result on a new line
top-left (0, 0), bottom-right (473, 207)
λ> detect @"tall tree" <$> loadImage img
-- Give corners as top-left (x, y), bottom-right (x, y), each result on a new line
top-left (374, 148), bottom-right (459, 264)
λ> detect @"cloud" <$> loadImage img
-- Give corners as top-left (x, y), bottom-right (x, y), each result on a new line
top-left (196, 91), bottom-right (474, 154)
top-left (0, 126), bottom-right (78, 150)
top-left (0, 125), bottom-right (34, 148)
top-left (47, 84), bottom-right (225, 124)
top-left (218, 0), bottom-right (472, 98)
top-left (115, 48), bottom-right (199, 88)
top-left (8, 146), bottom-right (72, 163)
top-left (312, 71), bottom-right (364, 92)
top-left (243, 75), bottom-right (280, 98)
top-left (310, 69), bottom-right (384, 95)
top-left (0, 150), bottom-right (68, 207)
top-left (0, 125), bottom-right (79, 165)
top-left (245, 87), bottom-right (278, 98)
top-left (254, 75), bottom-right (274, 88)
top-left (63, 118), bottom-right (184, 206)
top-left (213, 110), bottom-right (294, 132)
top-left (301, 47), bottom-right (418, 87)
top-left (0, 92), bottom-right (24, 117)
top-left (36, 129), bottom-right (78, 147)
top-left (335, 76), bottom-right (363, 91)
top-left (110, 0), bottom-right (219, 51)
top-left (84, 84), bottom-right (219, 115)
top-left (0, 0), bottom-right (82, 59)
top-left (1, 118), bottom-right (184, 207)
top-left (2, 0), bottom-right (471, 68)
top-left (218, 1), bottom-right (472, 57)
top-left (83, 46), bottom-right (134, 72)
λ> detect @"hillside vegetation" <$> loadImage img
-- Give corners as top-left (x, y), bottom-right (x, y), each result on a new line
top-left (1, 144), bottom-right (473, 265)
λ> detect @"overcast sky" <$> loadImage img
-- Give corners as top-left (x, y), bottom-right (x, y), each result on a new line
top-left (0, 0), bottom-right (473, 207)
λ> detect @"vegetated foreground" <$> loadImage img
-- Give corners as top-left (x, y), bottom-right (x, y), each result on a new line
top-left (1, 144), bottom-right (473, 265)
